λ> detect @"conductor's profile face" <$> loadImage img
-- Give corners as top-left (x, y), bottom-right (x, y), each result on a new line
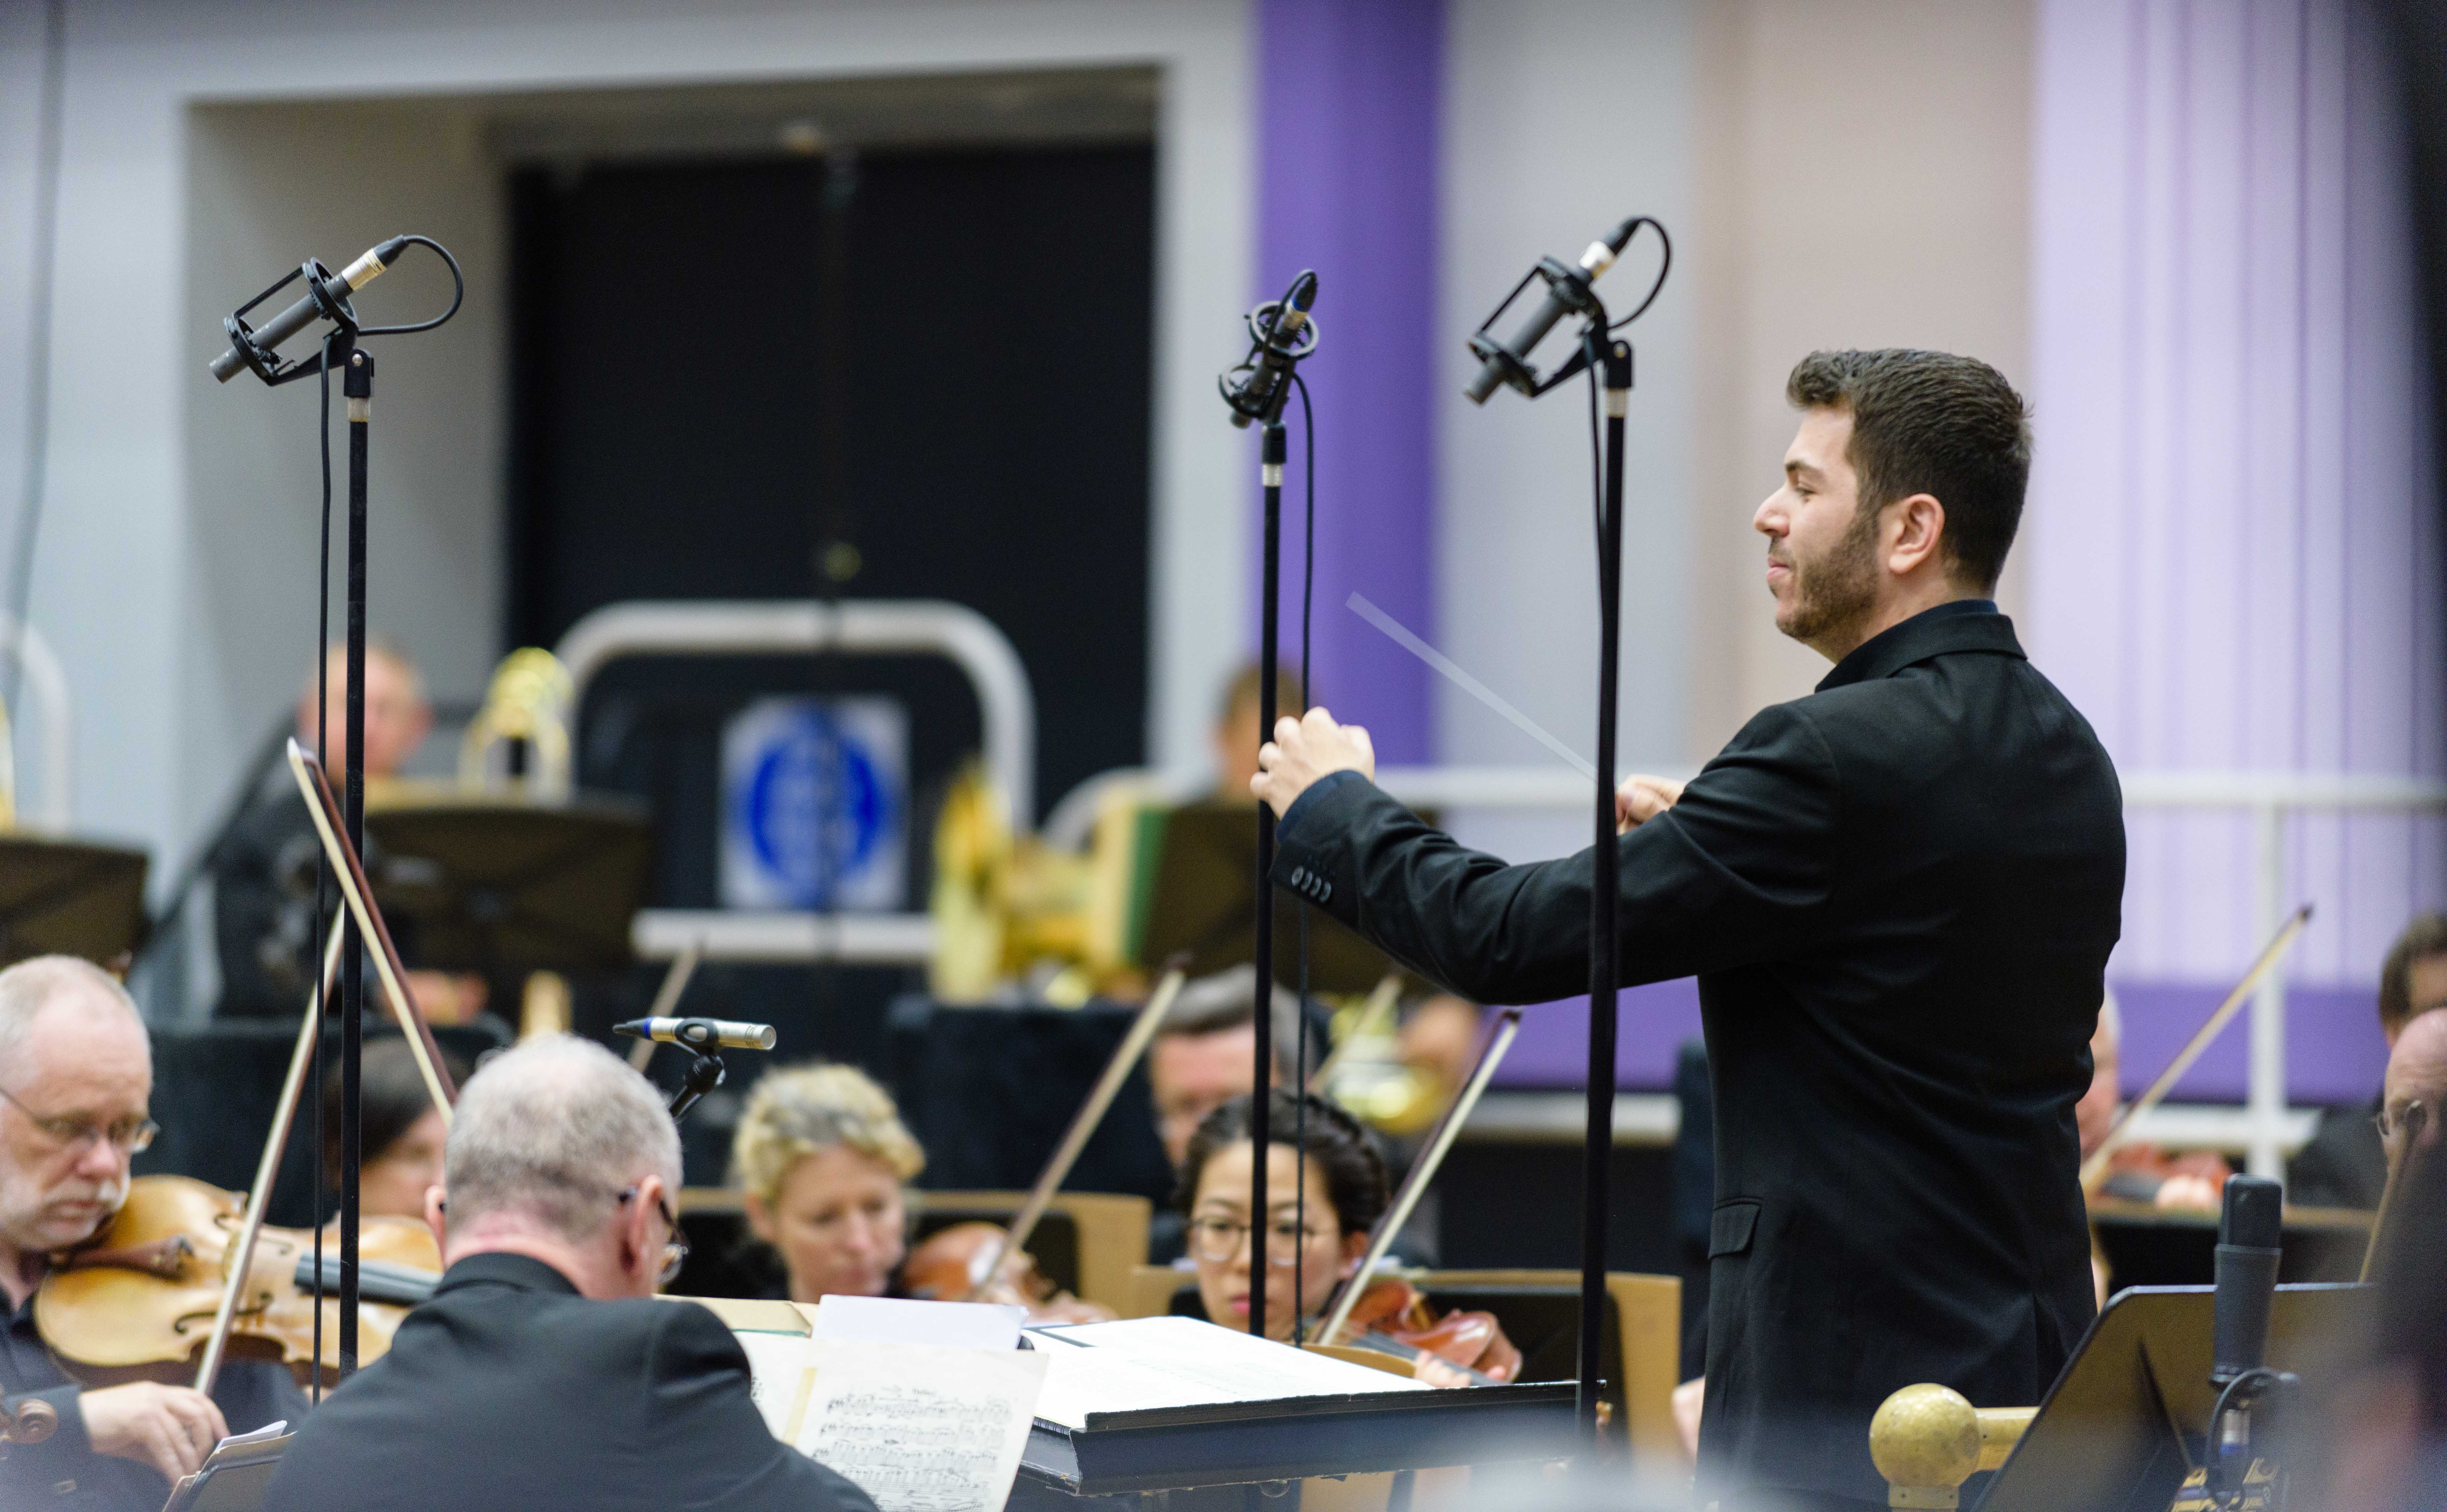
top-left (1756, 407), bottom-right (1879, 652)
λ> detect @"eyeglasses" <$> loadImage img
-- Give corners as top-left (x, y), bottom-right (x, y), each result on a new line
top-left (1187, 1215), bottom-right (1331, 1267)
top-left (2375, 1099), bottom-right (2429, 1145)
top-left (0, 1084), bottom-right (157, 1157)
top-left (619, 1185), bottom-right (689, 1286)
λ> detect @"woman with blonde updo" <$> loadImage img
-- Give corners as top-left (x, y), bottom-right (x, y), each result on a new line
top-left (731, 1063), bottom-right (925, 1303)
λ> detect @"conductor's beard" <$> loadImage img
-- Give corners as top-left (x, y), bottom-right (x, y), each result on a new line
top-left (1772, 505), bottom-right (1881, 651)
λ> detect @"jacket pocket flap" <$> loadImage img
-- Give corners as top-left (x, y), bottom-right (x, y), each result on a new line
top-left (1708, 1200), bottom-right (1760, 1258)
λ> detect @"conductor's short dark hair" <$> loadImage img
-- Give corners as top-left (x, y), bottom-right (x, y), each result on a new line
top-left (2381, 913), bottom-right (2447, 1038)
top-left (1786, 349), bottom-right (2032, 592)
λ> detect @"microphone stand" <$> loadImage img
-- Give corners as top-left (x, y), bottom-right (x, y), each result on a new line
top-left (1577, 335), bottom-right (1632, 1445)
top-left (1249, 418), bottom-right (1285, 1340)
top-left (211, 238), bottom-right (461, 1384)
top-left (1221, 274), bottom-right (1317, 1340)
top-left (1465, 228), bottom-right (1666, 1443)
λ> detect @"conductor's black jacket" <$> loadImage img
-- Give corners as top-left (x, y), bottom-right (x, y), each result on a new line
top-left (262, 1253), bottom-right (879, 1512)
top-left (1272, 602), bottom-right (2123, 1503)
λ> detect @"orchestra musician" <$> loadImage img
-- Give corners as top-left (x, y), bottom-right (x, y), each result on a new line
top-left (1150, 966), bottom-right (1304, 1173)
top-left (210, 640), bottom-right (485, 1025)
top-left (1250, 350), bottom-right (2125, 1509)
top-left (261, 1035), bottom-right (878, 1512)
top-left (1176, 1089), bottom-right (1518, 1385)
top-left (2291, 913), bottom-right (2447, 1209)
top-left (728, 1064), bottom-right (924, 1303)
top-left (0, 956), bottom-right (307, 1511)
top-left (322, 1039), bottom-right (468, 1221)
top-left (2379, 1009), bottom-right (2447, 1171)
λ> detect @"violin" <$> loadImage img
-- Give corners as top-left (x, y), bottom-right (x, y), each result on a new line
top-left (901, 1221), bottom-right (1112, 1324)
top-left (36, 1175), bottom-right (441, 1389)
top-left (1323, 1275), bottom-right (1519, 1384)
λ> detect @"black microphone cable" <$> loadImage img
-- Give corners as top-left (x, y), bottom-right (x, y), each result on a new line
top-left (1289, 370), bottom-right (1317, 1343)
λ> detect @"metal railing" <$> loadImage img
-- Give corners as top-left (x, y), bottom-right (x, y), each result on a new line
top-left (1370, 764), bottom-right (2447, 1175)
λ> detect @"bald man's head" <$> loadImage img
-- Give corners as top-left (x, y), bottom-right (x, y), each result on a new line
top-left (2381, 1009), bottom-right (2447, 1166)
top-left (0, 957), bottom-right (152, 1256)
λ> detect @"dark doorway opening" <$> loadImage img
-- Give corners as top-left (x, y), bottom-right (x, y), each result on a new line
top-left (504, 142), bottom-right (1154, 1135)
top-left (506, 143), bottom-right (1155, 823)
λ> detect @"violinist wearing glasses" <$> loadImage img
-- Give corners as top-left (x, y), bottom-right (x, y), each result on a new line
top-left (0, 956), bottom-right (307, 1512)
top-left (1178, 1090), bottom-right (1518, 1386)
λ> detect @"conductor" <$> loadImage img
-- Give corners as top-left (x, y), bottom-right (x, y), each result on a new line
top-left (1253, 350), bottom-right (2124, 1509)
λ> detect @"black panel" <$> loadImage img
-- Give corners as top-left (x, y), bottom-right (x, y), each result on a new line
top-left (506, 145), bottom-right (1155, 821)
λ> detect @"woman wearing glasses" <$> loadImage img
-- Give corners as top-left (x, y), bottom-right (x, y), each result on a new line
top-left (1177, 1089), bottom-right (1517, 1383)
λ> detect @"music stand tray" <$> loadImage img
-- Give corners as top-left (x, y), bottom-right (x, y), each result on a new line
top-left (1014, 1382), bottom-right (1578, 1501)
top-left (363, 792), bottom-right (650, 973)
top-left (162, 1427), bottom-right (291, 1512)
top-left (1976, 1283), bottom-right (2372, 1511)
top-left (0, 833), bottom-right (147, 967)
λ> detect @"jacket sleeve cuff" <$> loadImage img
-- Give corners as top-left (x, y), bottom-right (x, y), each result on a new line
top-left (1269, 772), bottom-right (1386, 924)
top-left (1275, 769), bottom-right (1366, 849)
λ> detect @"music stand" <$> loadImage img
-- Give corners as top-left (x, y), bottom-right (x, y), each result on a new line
top-left (161, 1426), bottom-right (291, 1512)
top-left (1976, 1283), bottom-right (2372, 1510)
top-left (361, 792), bottom-right (650, 973)
top-left (0, 834), bottom-right (147, 966)
top-left (1136, 800), bottom-right (1422, 993)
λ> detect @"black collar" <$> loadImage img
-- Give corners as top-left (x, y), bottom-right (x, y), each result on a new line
top-left (433, 1250), bottom-right (583, 1299)
top-left (1815, 599), bottom-right (2022, 692)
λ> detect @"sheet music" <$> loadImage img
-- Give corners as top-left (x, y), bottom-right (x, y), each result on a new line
top-left (1024, 1315), bottom-right (1426, 1431)
top-left (792, 1339), bottom-right (1047, 1512)
top-left (733, 1330), bottom-right (812, 1439)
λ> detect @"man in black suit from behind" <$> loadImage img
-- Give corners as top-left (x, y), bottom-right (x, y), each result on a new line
top-left (263, 1035), bottom-right (878, 1512)
top-left (1252, 351), bottom-right (2125, 1509)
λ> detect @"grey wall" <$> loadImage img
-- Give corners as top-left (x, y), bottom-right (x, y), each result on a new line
top-left (0, 0), bottom-right (1255, 900)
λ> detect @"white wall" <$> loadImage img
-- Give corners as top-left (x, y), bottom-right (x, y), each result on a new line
top-left (0, 0), bottom-right (1254, 888)
top-left (1436, 0), bottom-right (1699, 864)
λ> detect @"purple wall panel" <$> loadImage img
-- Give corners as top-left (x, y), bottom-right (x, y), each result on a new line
top-left (1487, 977), bottom-right (2385, 1100)
top-left (1249, 0), bottom-right (1443, 762)
top-left (1488, 980), bottom-right (1706, 1090)
top-left (2029, 0), bottom-right (2445, 1097)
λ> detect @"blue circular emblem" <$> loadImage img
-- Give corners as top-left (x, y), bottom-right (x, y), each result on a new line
top-left (740, 705), bottom-right (892, 907)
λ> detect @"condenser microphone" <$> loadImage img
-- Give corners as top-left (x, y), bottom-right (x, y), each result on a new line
top-left (1221, 271), bottom-right (1319, 428)
top-left (2209, 1175), bottom-right (2283, 1385)
top-left (208, 235), bottom-right (415, 383)
top-left (1465, 217), bottom-right (1643, 405)
top-left (614, 1017), bottom-right (779, 1052)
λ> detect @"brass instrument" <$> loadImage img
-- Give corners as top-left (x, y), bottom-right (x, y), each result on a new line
top-left (927, 763), bottom-right (1143, 1003)
top-left (457, 647), bottom-right (574, 800)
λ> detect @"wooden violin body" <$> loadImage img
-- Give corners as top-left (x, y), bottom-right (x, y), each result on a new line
top-left (1329, 1276), bottom-right (1520, 1384)
top-left (37, 1175), bottom-right (441, 1388)
top-left (902, 1221), bottom-right (1113, 1324)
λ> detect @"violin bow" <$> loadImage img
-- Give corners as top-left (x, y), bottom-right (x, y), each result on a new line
top-left (2079, 903), bottom-right (2313, 1194)
top-left (1305, 973), bottom-right (1403, 1093)
top-left (192, 919), bottom-right (348, 1396)
top-left (1314, 1007), bottom-right (1522, 1349)
top-left (963, 962), bottom-right (1191, 1301)
top-left (286, 739), bottom-right (460, 1118)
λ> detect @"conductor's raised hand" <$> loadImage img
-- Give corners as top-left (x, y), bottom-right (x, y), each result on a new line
top-left (1251, 707), bottom-right (1375, 818)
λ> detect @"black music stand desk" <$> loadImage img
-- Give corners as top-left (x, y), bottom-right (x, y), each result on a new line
top-left (363, 791), bottom-right (650, 973)
top-left (1977, 1283), bottom-right (2372, 1510)
top-left (0, 833), bottom-right (147, 966)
